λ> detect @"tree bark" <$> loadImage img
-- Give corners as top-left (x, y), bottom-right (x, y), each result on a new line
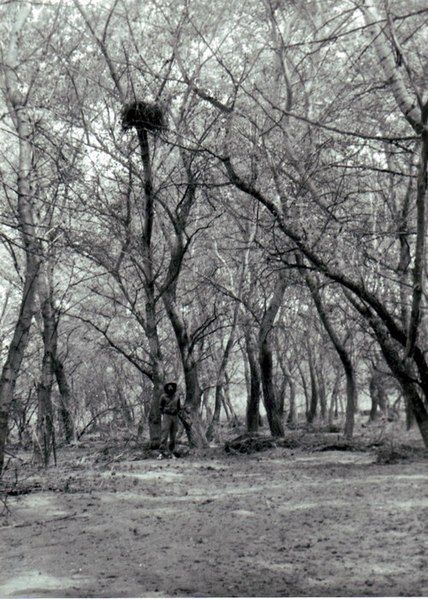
top-left (161, 281), bottom-right (208, 448)
top-left (368, 363), bottom-right (387, 422)
top-left (223, 372), bottom-right (239, 426)
top-left (53, 356), bottom-right (75, 443)
top-left (0, 2), bottom-right (40, 473)
top-left (34, 266), bottom-right (56, 467)
top-left (369, 374), bottom-right (380, 422)
top-left (307, 350), bottom-right (318, 424)
top-left (245, 325), bottom-right (261, 433)
top-left (285, 368), bottom-right (297, 426)
top-left (137, 127), bottom-right (163, 448)
top-left (316, 365), bottom-right (327, 421)
top-left (348, 293), bottom-right (428, 447)
top-left (258, 274), bottom-right (286, 437)
top-left (328, 372), bottom-right (340, 427)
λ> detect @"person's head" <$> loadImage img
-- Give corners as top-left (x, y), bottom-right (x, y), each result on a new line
top-left (164, 381), bottom-right (177, 396)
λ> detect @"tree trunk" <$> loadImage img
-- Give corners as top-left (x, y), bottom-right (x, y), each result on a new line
top-left (242, 345), bottom-right (251, 403)
top-left (34, 382), bottom-right (55, 467)
top-left (343, 362), bottom-right (356, 440)
top-left (0, 4), bottom-right (40, 473)
top-left (368, 374), bottom-right (380, 422)
top-left (201, 388), bottom-right (212, 426)
top-left (223, 372), bottom-right (239, 426)
top-left (0, 262), bottom-right (39, 474)
top-left (137, 127), bottom-right (163, 448)
top-left (163, 289), bottom-right (208, 448)
top-left (297, 362), bottom-right (310, 416)
top-left (148, 376), bottom-right (163, 449)
top-left (368, 365), bottom-right (387, 422)
top-left (348, 293), bottom-right (428, 447)
top-left (34, 269), bottom-right (57, 467)
top-left (178, 404), bottom-right (207, 448)
top-left (245, 325), bottom-right (261, 433)
top-left (53, 355), bottom-right (75, 443)
top-left (183, 356), bottom-right (208, 447)
top-left (328, 372), bottom-right (340, 426)
top-left (117, 389), bottom-right (133, 425)
top-left (258, 275), bottom-right (286, 437)
top-left (146, 308), bottom-right (163, 449)
top-left (316, 365), bottom-right (327, 421)
top-left (405, 397), bottom-right (415, 430)
top-left (277, 355), bottom-right (297, 426)
top-left (221, 389), bottom-right (231, 421)
top-left (206, 376), bottom-right (222, 441)
top-left (259, 345), bottom-right (284, 436)
top-left (307, 350), bottom-right (318, 424)
top-left (276, 371), bottom-right (287, 420)
top-left (378, 339), bottom-right (428, 444)
top-left (286, 370), bottom-right (297, 426)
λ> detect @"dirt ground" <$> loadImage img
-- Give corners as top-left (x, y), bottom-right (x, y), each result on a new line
top-left (1, 433), bottom-right (427, 598)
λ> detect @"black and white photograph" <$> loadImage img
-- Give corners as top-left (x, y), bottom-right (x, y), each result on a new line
top-left (0, 0), bottom-right (427, 596)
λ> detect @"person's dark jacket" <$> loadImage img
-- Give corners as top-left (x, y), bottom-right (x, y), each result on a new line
top-left (160, 393), bottom-right (181, 416)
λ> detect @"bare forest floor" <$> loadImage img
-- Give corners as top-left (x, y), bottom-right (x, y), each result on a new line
top-left (1, 421), bottom-right (427, 598)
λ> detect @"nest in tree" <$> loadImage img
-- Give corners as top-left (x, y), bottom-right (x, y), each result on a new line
top-left (121, 100), bottom-right (166, 133)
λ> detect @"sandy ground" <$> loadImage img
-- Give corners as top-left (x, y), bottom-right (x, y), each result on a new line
top-left (0, 443), bottom-right (427, 597)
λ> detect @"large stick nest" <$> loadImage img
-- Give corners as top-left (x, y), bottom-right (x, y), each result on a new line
top-left (121, 100), bottom-right (166, 133)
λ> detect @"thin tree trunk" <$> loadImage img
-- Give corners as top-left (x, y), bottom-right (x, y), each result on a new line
top-left (207, 356), bottom-right (223, 440)
top-left (368, 374), bottom-right (380, 422)
top-left (137, 127), bottom-right (163, 448)
top-left (405, 396), bottom-right (415, 430)
top-left (407, 133), bottom-right (428, 356)
top-left (260, 342), bottom-right (284, 435)
top-left (53, 356), bottom-right (75, 443)
top-left (34, 267), bottom-right (56, 467)
top-left (117, 389), bottom-right (133, 425)
top-left (223, 372), bottom-right (238, 426)
top-left (307, 350), bottom-right (318, 424)
top-left (316, 365), bottom-right (327, 421)
top-left (285, 367), bottom-right (297, 426)
top-left (242, 344), bottom-right (251, 403)
top-left (220, 391), bottom-right (230, 422)
top-left (343, 363), bottom-right (356, 439)
top-left (163, 291), bottom-right (208, 448)
top-left (297, 362), bottom-right (309, 416)
top-left (245, 325), bottom-right (261, 433)
top-left (201, 388), bottom-right (212, 426)
top-left (258, 274), bottom-right (287, 437)
top-left (368, 363), bottom-right (388, 422)
top-left (328, 372), bottom-right (340, 426)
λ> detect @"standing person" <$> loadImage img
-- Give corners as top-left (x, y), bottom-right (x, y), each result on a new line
top-left (159, 382), bottom-right (181, 456)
